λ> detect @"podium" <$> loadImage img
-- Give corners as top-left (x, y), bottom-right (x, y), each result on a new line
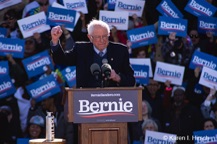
top-left (64, 87), bottom-right (143, 144)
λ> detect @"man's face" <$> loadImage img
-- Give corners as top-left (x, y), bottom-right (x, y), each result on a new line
top-left (189, 30), bottom-right (200, 46)
top-left (173, 89), bottom-right (185, 106)
top-left (87, 25), bottom-right (109, 51)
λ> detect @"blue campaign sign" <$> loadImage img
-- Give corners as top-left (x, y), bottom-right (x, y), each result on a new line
top-left (156, 0), bottom-right (183, 18)
top-left (47, 6), bottom-right (76, 29)
top-left (22, 50), bottom-right (54, 78)
top-left (189, 50), bottom-right (217, 71)
top-left (0, 37), bottom-right (25, 58)
top-left (184, 0), bottom-right (217, 17)
top-left (61, 66), bottom-right (76, 88)
top-left (127, 25), bottom-right (157, 49)
top-left (0, 61), bottom-right (9, 77)
top-left (193, 129), bottom-right (217, 144)
top-left (26, 75), bottom-right (61, 102)
top-left (198, 16), bottom-right (217, 36)
top-left (0, 75), bottom-right (16, 99)
top-left (0, 27), bottom-right (7, 38)
top-left (17, 138), bottom-right (30, 144)
top-left (132, 64), bottom-right (149, 85)
top-left (108, 0), bottom-right (116, 10)
top-left (158, 16), bottom-right (188, 37)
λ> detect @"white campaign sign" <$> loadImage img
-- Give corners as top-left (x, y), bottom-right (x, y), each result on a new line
top-left (63, 0), bottom-right (88, 14)
top-left (114, 0), bottom-right (145, 17)
top-left (130, 58), bottom-right (153, 77)
top-left (0, 0), bottom-right (21, 10)
top-left (17, 12), bottom-right (51, 38)
top-left (145, 130), bottom-right (177, 144)
top-left (99, 10), bottom-right (129, 30)
top-left (199, 67), bottom-right (217, 89)
top-left (154, 61), bottom-right (185, 85)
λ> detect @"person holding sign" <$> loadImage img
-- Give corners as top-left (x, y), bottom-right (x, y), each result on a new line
top-left (50, 19), bottom-right (135, 88)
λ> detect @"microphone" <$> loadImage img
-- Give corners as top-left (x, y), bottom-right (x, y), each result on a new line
top-left (101, 63), bottom-right (112, 79)
top-left (90, 63), bottom-right (101, 81)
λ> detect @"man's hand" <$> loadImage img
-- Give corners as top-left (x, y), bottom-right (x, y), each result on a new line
top-left (109, 70), bottom-right (121, 83)
top-left (51, 26), bottom-right (63, 45)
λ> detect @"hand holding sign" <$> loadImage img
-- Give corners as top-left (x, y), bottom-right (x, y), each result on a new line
top-left (51, 26), bottom-right (63, 45)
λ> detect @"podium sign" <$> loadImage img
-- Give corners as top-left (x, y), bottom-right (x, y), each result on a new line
top-left (73, 89), bottom-right (138, 123)
top-left (65, 87), bottom-right (142, 144)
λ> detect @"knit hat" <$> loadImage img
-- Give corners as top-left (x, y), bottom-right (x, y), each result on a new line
top-left (29, 115), bottom-right (44, 127)
top-left (171, 86), bottom-right (185, 97)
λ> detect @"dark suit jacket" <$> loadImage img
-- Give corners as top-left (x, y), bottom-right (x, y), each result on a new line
top-left (51, 41), bottom-right (135, 88)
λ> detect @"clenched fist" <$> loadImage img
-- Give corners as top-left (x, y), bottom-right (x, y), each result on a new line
top-left (51, 25), bottom-right (63, 45)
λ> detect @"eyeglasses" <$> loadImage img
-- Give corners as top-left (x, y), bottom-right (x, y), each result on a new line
top-left (25, 40), bottom-right (34, 45)
top-left (91, 34), bottom-right (109, 41)
top-left (189, 34), bottom-right (199, 39)
top-left (4, 16), bottom-right (14, 21)
top-left (38, 1), bottom-right (49, 6)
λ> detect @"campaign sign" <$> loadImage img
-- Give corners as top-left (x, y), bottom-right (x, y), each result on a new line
top-left (99, 10), bottom-right (129, 30)
top-left (63, 0), bottom-right (88, 14)
top-left (189, 50), bottom-right (217, 71)
top-left (47, 6), bottom-right (76, 29)
top-left (184, 0), bottom-right (217, 17)
top-left (51, 2), bottom-right (80, 32)
top-left (132, 64), bottom-right (149, 85)
top-left (0, 37), bottom-right (25, 58)
top-left (26, 75), bottom-right (61, 102)
top-left (108, 0), bottom-right (116, 10)
top-left (22, 50), bottom-right (54, 78)
top-left (145, 130), bottom-right (177, 144)
top-left (154, 61), bottom-right (185, 85)
top-left (0, 0), bottom-right (21, 10)
top-left (193, 129), bottom-right (217, 144)
top-left (199, 67), bottom-right (217, 89)
top-left (130, 58), bottom-right (153, 77)
top-left (156, 0), bottom-right (183, 18)
top-left (0, 61), bottom-right (9, 77)
top-left (16, 138), bottom-right (30, 144)
top-left (114, 0), bottom-right (145, 17)
top-left (158, 16), bottom-right (188, 37)
top-left (0, 75), bottom-right (16, 99)
top-left (127, 25), bottom-right (157, 49)
top-left (17, 12), bottom-right (51, 38)
top-left (0, 28), bottom-right (7, 38)
top-left (61, 66), bottom-right (76, 88)
top-left (73, 89), bottom-right (139, 123)
top-left (198, 16), bottom-right (217, 36)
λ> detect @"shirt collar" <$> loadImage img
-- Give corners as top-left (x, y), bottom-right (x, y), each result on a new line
top-left (93, 46), bottom-right (107, 55)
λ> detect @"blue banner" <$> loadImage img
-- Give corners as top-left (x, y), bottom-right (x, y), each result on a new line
top-left (47, 6), bottom-right (76, 29)
top-left (108, 0), bottom-right (116, 10)
top-left (198, 16), bottom-right (217, 36)
top-left (0, 37), bottom-right (25, 58)
top-left (22, 50), bottom-right (54, 78)
top-left (184, 0), bottom-right (217, 17)
top-left (193, 129), bottom-right (217, 144)
top-left (61, 66), bottom-right (76, 88)
top-left (0, 27), bottom-right (7, 38)
top-left (17, 138), bottom-right (30, 144)
top-left (132, 64), bottom-right (149, 85)
top-left (0, 61), bottom-right (9, 77)
top-left (158, 16), bottom-right (188, 37)
top-left (157, 0), bottom-right (183, 18)
top-left (26, 75), bottom-right (61, 102)
top-left (189, 50), bottom-right (217, 71)
top-left (0, 75), bottom-right (16, 99)
top-left (127, 25), bottom-right (157, 49)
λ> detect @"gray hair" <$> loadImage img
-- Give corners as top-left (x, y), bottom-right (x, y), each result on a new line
top-left (87, 19), bottom-right (110, 35)
top-left (141, 119), bottom-right (158, 131)
top-left (143, 100), bottom-right (152, 117)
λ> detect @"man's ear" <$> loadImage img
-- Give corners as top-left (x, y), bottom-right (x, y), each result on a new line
top-left (87, 34), bottom-right (93, 42)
